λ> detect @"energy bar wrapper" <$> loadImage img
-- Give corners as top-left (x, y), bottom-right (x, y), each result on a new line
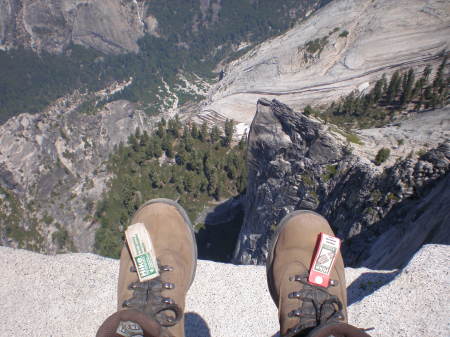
top-left (308, 232), bottom-right (341, 288)
top-left (125, 223), bottom-right (160, 282)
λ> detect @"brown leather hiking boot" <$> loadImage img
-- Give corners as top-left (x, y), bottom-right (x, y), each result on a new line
top-left (266, 210), bottom-right (370, 337)
top-left (97, 198), bottom-right (197, 337)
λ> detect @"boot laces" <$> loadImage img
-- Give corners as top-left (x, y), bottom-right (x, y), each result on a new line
top-left (122, 262), bottom-right (182, 329)
top-left (286, 272), bottom-right (344, 337)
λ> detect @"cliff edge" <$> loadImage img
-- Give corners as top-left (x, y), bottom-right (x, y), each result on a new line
top-left (1, 244), bottom-right (448, 337)
top-left (234, 99), bottom-right (449, 267)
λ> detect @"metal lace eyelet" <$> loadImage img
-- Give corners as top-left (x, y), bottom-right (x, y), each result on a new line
top-left (287, 327), bottom-right (300, 334)
top-left (130, 265), bottom-right (137, 272)
top-left (163, 282), bottom-right (175, 289)
top-left (128, 282), bottom-right (139, 290)
top-left (330, 279), bottom-right (338, 287)
top-left (161, 265), bottom-right (174, 272)
top-left (288, 291), bottom-right (301, 299)
top-left (288, 309), bottom-right (301, 317)
top-left (161, 297), bottom-right (174, 305)
top-left (289, 275), bottom-right (303, 282)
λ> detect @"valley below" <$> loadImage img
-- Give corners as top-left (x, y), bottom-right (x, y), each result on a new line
top-left (0, 0), bottom-right (449, 272)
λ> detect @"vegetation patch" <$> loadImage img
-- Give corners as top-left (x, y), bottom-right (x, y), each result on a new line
top-left (52, 224), bottom-right (75, 252)
top-left (331, 127), bottom-right (364, 145)
top-left (94, 118), bottom-right (248, 258)
top-left (302, 173), bottom-right (314, 187)
top-left (322, 164), bottom-right (338, 182)
top-left (305, 36), bottom-right (329, 55)
top-left (375, 148), bottom-right (391, 165)
top-left (0, 0), bottom-right (327, 122)
top-left (305, 55), bottom-right (449, 130)
top-left (0, 186), bottom-right (45, 250)
top-left (370, 189), bottom-right (382, 203)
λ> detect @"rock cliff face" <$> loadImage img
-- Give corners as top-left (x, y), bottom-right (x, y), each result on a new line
top-left (197, 0), bottom-right (450, 126)
top-left (234, 99), bottom-right (450, 268)
top-left (0, 0), bottom-right (149, 54)
top-left (0, 93), bottom-right (156, 253)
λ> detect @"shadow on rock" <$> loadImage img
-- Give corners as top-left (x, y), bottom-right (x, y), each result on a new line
top-left (271, 332), bottom-right (280, 337)
top-left (347, 270), bottom-right (399, 306)
top-left (185, 312), bottom-right (211, 337)
top-left (196, 197), bottom-right (245, 263)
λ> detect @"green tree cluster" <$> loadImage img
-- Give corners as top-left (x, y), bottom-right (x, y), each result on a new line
top-left (94, 118), bottom-right (247, 258)
top-left (375, 148), bottom-right (390, 166)
top-left (321, 54), bottom-right (449, 129)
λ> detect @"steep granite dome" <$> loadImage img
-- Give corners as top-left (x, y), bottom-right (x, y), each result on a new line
top-left (0, 95), bottom-right (157, 253)
top-left (0, 0), bottom-right (147, 54)
top-left (196, 0), bottom-right (450, 125)
top-left (0, 0), bottom-right (328, 55)
top-left (234, 99), bottom-right (449, 267)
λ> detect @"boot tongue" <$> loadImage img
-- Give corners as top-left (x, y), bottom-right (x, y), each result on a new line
top-left (116, 321), bottom-right (144, 337)
top-left (301, 286), bottom-right (339, 327)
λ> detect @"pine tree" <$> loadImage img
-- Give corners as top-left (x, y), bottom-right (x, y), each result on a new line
top-left (207, 169), bottom-right (218, 196)
top-left (372, 78), bottom-right (384, 103)
top-left (140, 131), bottom-right (150, 147)
top-left (387, 71), bottom-right (401, 104)
top-left (200, 121), bottom-right (208, 142)
top-left (433, 54), bottom-right (447, 90)
top-left (161, 136), bottom-right (173, 157)
top-left (182, 129), bottom-right (194, 152)
top-left (412, 77), bottom-right (424, 99)
top-left (423, 65), bottom-right (432, 83)
top-left (223, 119), bottom-right (235, 147)
top-left (156, 122), bottom-right (165, 138)
top-left (167, 118), bottom-right (179, 138)
top-left (423, 87), bottom-right (432, 109)
top-left (175, 147), bottom-right (187, 166)
top-left (174, 115), bottom-right (182, 130)
top-left (400, 68), bottom-right (415, 106)
top-left (153, 138), bottom-right (163, 157)
top-left (381, 74), bottom-right (388, 96)
top-left (430, 92), bottom-right (439, 109)
top-left (191, 123), bottom-right (199, 139)
top-left (414, 96), bottom-right (423, 111)
top-left (210, 125), bottom-right (221, 143)
top-left (238, 133), bottom-right (247, 150)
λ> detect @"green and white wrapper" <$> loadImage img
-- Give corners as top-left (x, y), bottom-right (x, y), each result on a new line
top-left (125, 223), bottom-right (160, 282)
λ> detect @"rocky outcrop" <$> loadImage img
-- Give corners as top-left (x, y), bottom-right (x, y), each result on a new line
top-left (196, 0), bottom-right (450, 127)
top-left (0, 0), bottom-right (149, 54)
top-left (0, 94), bottom-right (156, 253)
top-left (233, 99), bottom-right (450, 267)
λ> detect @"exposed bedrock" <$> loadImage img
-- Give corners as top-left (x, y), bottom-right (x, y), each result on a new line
top-left (0, 98), bottom-right (155, 253)
top-left (0, 0), bottom-right (148, 54)
top-left (233, 99), bottom-right (450, 268)
top-left (198, 0), bottom-right (450, 126)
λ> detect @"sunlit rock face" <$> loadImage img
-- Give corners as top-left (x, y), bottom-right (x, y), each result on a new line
top-left (0, 0), bottom-right (148, 54)
top-left (199, 0), bottom-right (450, 125)
top-left (234, 99), bottom-right (449, 268)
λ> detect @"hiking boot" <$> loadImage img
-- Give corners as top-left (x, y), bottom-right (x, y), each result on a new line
top-left (266, 210), bottom-right (351, 337)
top-left (97, 198), bottom-right (197, 337)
